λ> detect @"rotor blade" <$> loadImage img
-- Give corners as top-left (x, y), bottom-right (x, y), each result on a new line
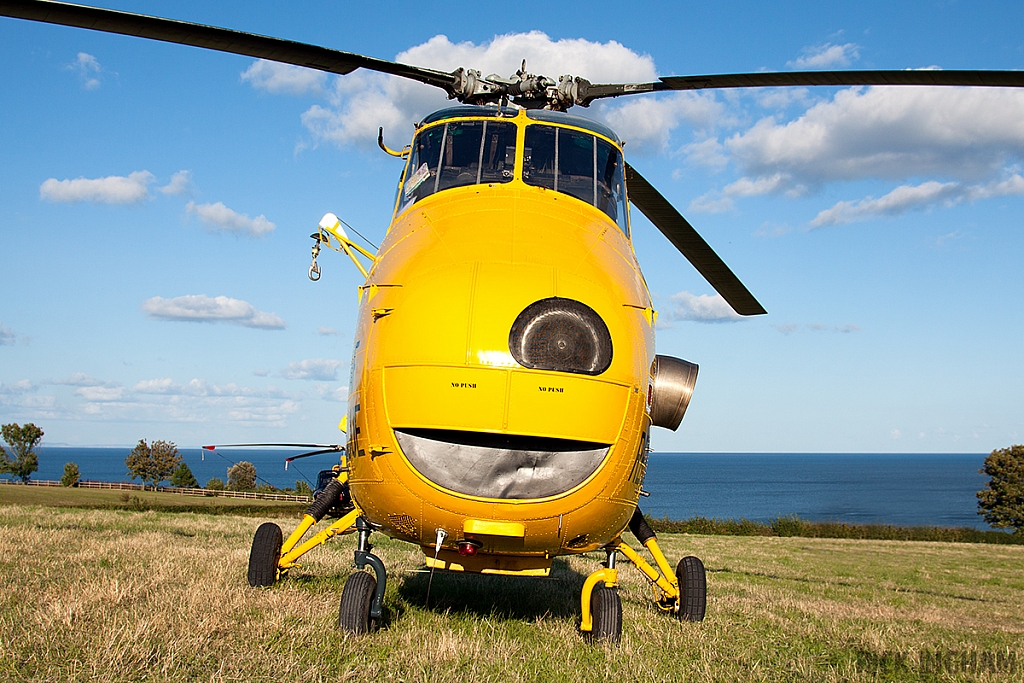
top-left (0, 0), bottom-right (457, 93)
top-left (578, 69), bottom-right (1024, 105)
top-left (625, 163), bottom-right (766, 316)
top-left (284, 448), bottom-right (344, 463)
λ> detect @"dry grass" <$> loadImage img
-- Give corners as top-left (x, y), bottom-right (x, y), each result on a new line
top-left (1, 504), bottom-right (1023, 682)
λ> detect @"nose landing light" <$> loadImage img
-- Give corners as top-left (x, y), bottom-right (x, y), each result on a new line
top-left (509, 297), bottom-right (613, 375)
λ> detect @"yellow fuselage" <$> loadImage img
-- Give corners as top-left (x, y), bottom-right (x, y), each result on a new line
top-left (345, 108), bottom-right (656, 574)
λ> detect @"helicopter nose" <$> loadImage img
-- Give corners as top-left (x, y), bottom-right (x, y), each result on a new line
top-left (370, 262), bottom-right (633, 452)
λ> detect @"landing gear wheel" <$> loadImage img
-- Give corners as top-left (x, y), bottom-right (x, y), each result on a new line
top-left (338, 571), bottom-right (377, 634)
top-left (675, 555), bottom-right (706, 622)
top-left (247, 522), bottom-right (282, 587)
top-left (587, 585), bottom-right (622, 643)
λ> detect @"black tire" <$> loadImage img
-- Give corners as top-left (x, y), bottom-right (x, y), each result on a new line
top-left (338, 571), bottom-right (377, 634)
top-left (587, 585), bottom-right (622, 643)
top-left (675, 555), bottom-right (706, 622)
top-left (247, 522), bottom-right (282, 587)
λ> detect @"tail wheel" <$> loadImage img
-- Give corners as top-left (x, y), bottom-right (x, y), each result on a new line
top-left (675, 555), bottom-right (706, 622)
top-left (247, 522), bottom-right (282, 587)
top-left (587, 585), bottom-right (622, 643)
top-left (338, 571), bottom-right (377, 634)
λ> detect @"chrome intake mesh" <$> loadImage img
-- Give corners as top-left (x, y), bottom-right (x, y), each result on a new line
top-left (395, 429), bottom-right (609, 499)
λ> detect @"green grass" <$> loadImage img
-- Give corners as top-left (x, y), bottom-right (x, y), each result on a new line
top-left (2, 502), bottom-right (1023, 682)
top-left (0, 484), bottom-right (305, 517)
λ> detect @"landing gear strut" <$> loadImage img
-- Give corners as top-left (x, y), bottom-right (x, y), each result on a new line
top-left (579, 507), bottom-right (707, 643)
top-left (338, 517), bottom-right (387, 633)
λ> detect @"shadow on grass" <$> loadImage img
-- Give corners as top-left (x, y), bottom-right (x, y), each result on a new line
top-left (395, 557), bottom-right (588, 622)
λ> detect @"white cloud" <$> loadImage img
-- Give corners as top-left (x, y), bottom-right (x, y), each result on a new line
top-left (0, 380), bottom-right (34, 394)
top-left (600, 92), bottom-right (725, 154)
top-left (317, 326), bottom-right (339, 336)
top-left (133, 378), bottom-right (178, 394)
top-left (665, 291), bottom-right (742, 323)
top-left (40, 170), bottom-right (154, 204)
top-left (133, 377), bottom-right (291, 398)
top-left (726, 86), bottom-right (1024, 186)
top-left (158, 170), bottom-right (191, 195)
top-left (281, 358), bottom-right (343, 381)
top-left (75, 386), bottom-right (126, 401)
top-left (682, 137), bottom-right (729, 170)
top-left (68, 52), bottom-right (102, 90)
top-left (316, 384), bottom-right (349, 402)
top-left (772, 323), bottom-right (799, 335)
top-left (242, 60), bottom-right (326, 95)
top-left (141, 295), bottom-right (286, 329)
top-left (0, 323), bottom-right (16, 346)
top-left (689, 173), bottom-right (798, 213)
top-left (185, 201), bottom-right (275, 237)
top-left (51, 372), bottom-right (114, 387)
top-left (267, 32), bottom-right (658, 150)
top-left (787, 43), bottom-right (860, 70)
top-left (811, 174), bottom-right (1024, 226)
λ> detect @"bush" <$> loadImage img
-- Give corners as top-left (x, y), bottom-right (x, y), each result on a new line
top-left (978, 444), bottom-right (1024, 533)
top-left (0, 423), bottom-right (43, 483)
top-left (295, 480), bottom-right (313, 498)
top-left (227, 461), bottom-right (257, 491)
top-left (205, 477), bottom-right (225, 491)
top-left (170, 462), bottom-right (198, 488)
top-left (60, 462), bottom-right (80, 487)
top-left (125, 439), bottom-right (181, 490)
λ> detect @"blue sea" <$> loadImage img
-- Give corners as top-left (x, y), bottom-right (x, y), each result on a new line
top-left (24, 448), bottom-right (992, 530)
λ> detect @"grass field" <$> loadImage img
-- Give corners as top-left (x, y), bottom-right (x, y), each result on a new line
top-left (2, 502), bottom-right (1023, 682)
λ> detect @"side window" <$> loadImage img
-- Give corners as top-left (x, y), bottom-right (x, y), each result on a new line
top-left (557, 129), bottom-right (596, 206)
top-left (437, 121), bottom-right (484, 191)
top-left (399, 120), bottom-right (517, 213)
top-left (524, 124), bottom-right (627, 233)
top-left (596, 139), bottom-right (628, 235)
top-left (400, 125), bottom-right (444, 211)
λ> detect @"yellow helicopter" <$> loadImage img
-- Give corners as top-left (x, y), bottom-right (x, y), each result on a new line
top-left (5, 0), bottom-right (1024, 643)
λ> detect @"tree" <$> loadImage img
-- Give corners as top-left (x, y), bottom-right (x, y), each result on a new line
top-left (61, 462), bottom-right (80, 487)
top-left (977, 444), bottom-right (1024, 533)
top-left (227, 461), bottom-right (257, 491)
top-left (0, 423), bottom-right (44, 482)
top-left (205, 477), bottom-right (225, 491)
top-left (295, 480), bottom-right (312, 498)
top-left (170, 462), bottom-right (198, 488)
top-left (125, 439), bottom-right (181, 490)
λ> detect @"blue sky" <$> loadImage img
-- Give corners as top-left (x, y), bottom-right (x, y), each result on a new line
top-left (1, 0), bottom-right (1022, 452)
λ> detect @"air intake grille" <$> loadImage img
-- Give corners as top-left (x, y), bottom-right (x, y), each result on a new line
top-left (508, 297), bottom-right (612, 375)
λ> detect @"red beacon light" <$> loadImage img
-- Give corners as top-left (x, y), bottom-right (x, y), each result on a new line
top-left (456, 539), bottom-right (482, 557)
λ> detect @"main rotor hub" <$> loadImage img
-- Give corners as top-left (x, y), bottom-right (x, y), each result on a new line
top-left (449, 64), bottom-right (592, 111)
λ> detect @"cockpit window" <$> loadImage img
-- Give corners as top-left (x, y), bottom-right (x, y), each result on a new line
top-left (399, 120), bottom-right (516, 211)
top-left (523, 124), bottom-right (628, 234)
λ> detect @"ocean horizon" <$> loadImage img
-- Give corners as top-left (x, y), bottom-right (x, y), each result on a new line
top-left (13, 447), bottom-right (994, 531)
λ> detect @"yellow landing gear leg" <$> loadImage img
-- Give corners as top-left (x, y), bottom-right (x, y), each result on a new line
top-left (625, 507), bottom-right (706, 622)
top-left (278, 507), bottom-right (360, 571)
top-left (246, 476), bottom-right (359, 587)
top-left (579, 545), bottom-right (622, 643)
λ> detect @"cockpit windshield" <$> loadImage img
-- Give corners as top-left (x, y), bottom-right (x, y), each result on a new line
top-left (396, 115), bottom-right (629, 236)
top-left (523, 125), bottom-right (628, 235)
top-left (399, 119), bottom-right (517, 211)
